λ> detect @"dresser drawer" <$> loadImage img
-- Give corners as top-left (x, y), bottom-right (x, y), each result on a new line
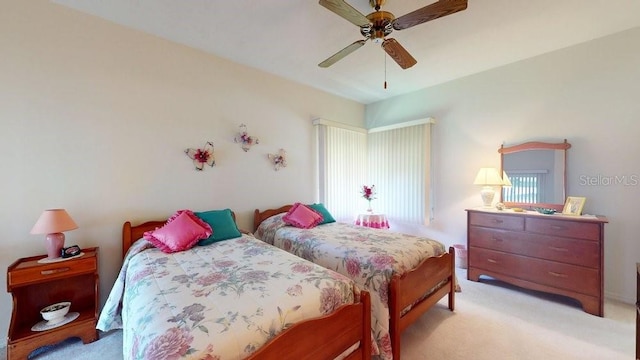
top-left (7, 256), bottom-right (97, 288)
top-left (469, 247), bottom-right (600, 296)
top-left (469, 227), bottom-right (599, 268)
top-left (469, 212), bottom-right (524, 231)
top-left (525, 217), bottom-right (601, 241)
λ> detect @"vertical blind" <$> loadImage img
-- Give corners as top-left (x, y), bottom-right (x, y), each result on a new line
top-left (315, 119), bottom-right (432, 224)
top-left (368, 123), bottom-right (431, 224)
top-left (503, 172), bottom-right (546, 203)
top-left (316, 123), bottom-right (367, 221)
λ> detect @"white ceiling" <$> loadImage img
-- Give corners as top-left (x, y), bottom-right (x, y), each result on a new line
top-left (52, 0), bottom-right (640, 104)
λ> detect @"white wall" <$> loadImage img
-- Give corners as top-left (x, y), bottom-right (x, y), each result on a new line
top-left (366, 27), bottom-right (640, 305)
top-left (0, 0), bottom-right (364, 345)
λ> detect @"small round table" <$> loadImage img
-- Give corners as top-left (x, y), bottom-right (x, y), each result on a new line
top-left (354, 213), bottom-right (389, 229)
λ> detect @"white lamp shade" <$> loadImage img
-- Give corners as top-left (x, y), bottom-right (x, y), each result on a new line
top-left (502, 171), bottom-right (512, 187)
top-left (473, 168), bottom-right (503, 186)
top-left (30, 209), bottom-right (78, 234)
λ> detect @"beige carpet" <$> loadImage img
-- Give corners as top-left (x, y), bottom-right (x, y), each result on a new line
top-left (3, 268), bottom-right (635, 360)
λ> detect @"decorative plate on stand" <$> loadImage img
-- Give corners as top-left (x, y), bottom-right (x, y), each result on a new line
top-left (31, 312), bottom-right (80, 332)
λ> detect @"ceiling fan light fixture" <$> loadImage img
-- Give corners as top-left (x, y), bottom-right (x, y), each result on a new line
top-left (318, 0), bottom-right (468, 69)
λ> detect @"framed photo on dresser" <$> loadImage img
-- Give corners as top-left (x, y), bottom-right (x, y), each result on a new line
top-left (563, 196), bottom-right (586, 215)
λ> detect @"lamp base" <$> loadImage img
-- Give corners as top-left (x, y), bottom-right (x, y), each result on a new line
top-left (480, 186), bottom-right (496, 208)
top-left (46, 233), bottom-right (65, 259)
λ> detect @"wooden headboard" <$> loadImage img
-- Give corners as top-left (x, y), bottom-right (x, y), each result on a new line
top-left (122, 212), bottom-right (238, 259)
top-left (253, 205), bottom-right (293, 232)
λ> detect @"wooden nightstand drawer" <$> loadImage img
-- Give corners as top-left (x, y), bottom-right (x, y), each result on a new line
top-left (469, 212), bottom-right (524, 231)
top-left (8, 253), bottom-right (97, 289)
top-left (525, 217), bottom-right (600, 241)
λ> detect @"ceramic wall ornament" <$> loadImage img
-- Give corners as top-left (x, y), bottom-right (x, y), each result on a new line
top-left (268, 149), bottom-right (287, 171)
top-left (234, 124), bottom-right (259, 152)
top-left (185, 141), bottom-right (215, 171)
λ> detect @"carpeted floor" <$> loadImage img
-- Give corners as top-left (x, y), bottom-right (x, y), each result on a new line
top-left (2, 269), bottom-right (635, 359)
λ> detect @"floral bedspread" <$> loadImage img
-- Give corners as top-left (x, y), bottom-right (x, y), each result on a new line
top-left (255, 214), bottom-right (447, 360)
top-left (97, 234), bottom-right (358, 360)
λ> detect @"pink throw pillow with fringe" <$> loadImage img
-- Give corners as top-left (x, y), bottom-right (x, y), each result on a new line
top-left (283, 203), bottom-right (323, 229)
top-left (144, 210), bottom-right (212, 253)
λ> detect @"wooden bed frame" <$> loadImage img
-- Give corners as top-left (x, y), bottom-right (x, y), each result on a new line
top-left (253, 205), bottom-right (456, 360)
top-left (121, 219), bottom-right (372, 360)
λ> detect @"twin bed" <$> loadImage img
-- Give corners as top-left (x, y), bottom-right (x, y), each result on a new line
top-left (97, 219), bottom-right (371, 360)
top-left (98, 205), bottom-right (455, 360)
top-left (253, 205), bottom-right (456, 360)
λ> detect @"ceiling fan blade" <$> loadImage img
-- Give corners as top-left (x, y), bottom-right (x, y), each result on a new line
top-left (319, 0), bottom-right (370, 27)
top-left (381, 38), bottom-right (417, 69)
top-left (319, 40), bottom-right (367, 68)
top-left (392, 0), bottom-right (468, 31)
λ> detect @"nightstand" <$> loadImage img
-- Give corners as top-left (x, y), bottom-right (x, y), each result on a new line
top-left (6, 247), bottom-right (99, 359)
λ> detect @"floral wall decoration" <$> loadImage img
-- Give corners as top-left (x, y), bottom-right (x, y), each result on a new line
top-left (185, 141), bottom-right (215, 171)
top-left (268, 149), bottom-right (287, 171)
top-left (234, 124), bottom-right (259, 152)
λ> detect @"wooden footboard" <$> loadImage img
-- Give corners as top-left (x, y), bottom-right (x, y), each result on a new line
top-left (389, 246), bottom-right (455, 360)
top-left (248, 291), bottom-right (372, 360)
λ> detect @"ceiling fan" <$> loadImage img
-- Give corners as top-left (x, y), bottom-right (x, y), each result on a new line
top-left (318, 0), bottom-right (468, 69)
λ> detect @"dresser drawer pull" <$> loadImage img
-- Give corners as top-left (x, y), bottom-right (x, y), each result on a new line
top-left (550, 225), bottom-right (566, 231)
top-left (491, 219), bottom-right (504, 224)
top-left (41, 267), bottom-right (70, 275)
top-left (491, 237), bottom-right (503, 242)
top-left (548, 271), bottom-right (568, 278)
top-left (549, 246), bottom-right (568, 252)
top-left (487, 259), bottom-right (498, 264)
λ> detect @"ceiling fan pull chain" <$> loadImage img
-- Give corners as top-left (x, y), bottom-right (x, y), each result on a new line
top-left (384, 52), bottom-right (387, 89)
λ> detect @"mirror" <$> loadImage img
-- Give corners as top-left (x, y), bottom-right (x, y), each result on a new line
top-left (499, 139), bottom-right (571, 210)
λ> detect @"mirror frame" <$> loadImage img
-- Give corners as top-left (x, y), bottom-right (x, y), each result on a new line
top-left (499, 139), bottom-right (571, 211)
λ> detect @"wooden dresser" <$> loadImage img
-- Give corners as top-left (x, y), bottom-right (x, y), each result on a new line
top-left (466, 208), bottom-right (607, 316)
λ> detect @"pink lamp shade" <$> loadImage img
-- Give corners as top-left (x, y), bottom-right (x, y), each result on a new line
top-left (30, 209), bottom-right (78, 259)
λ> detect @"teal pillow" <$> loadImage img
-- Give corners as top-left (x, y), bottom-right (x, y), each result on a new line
top-left (307, 203), bottom-right (336, 225)
top-left (194, 209), bottom-right (242, 245)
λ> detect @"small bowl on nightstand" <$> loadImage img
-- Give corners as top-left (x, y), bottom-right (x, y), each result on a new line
top-left (40, 301), bottom-right (71, 324)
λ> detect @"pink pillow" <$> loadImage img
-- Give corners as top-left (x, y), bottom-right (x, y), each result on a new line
top-left (283, 203), bottom-right (323, 229)
top-left (143, 210), bottom-right (212, 253)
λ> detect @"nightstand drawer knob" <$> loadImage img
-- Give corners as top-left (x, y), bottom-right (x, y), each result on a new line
top-left (41, 267), bottom-right (70, 275)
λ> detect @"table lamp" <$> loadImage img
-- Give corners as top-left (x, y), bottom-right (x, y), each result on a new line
top-left (473, 168), bottom-right (504, 207)
top-left (30, 209), bottom-right (78, 259)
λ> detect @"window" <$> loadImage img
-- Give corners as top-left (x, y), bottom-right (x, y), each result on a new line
top-left (315, 118), bottom-right (433, 224)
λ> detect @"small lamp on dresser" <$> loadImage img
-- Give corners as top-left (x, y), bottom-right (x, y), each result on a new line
top-left (473, 167), bottom-right (504, 207)
top-left (30, 209), bottom-right (78, 259)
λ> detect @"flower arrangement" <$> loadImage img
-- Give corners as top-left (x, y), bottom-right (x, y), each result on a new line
top-left (361, 185), bottom-right (376, 211)
top-left (185, 142), bottom-right (215, 171)
top-left (361, 185), bottom-right (376, 201)
top-left (234, 124), bottom-right (259, 152)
